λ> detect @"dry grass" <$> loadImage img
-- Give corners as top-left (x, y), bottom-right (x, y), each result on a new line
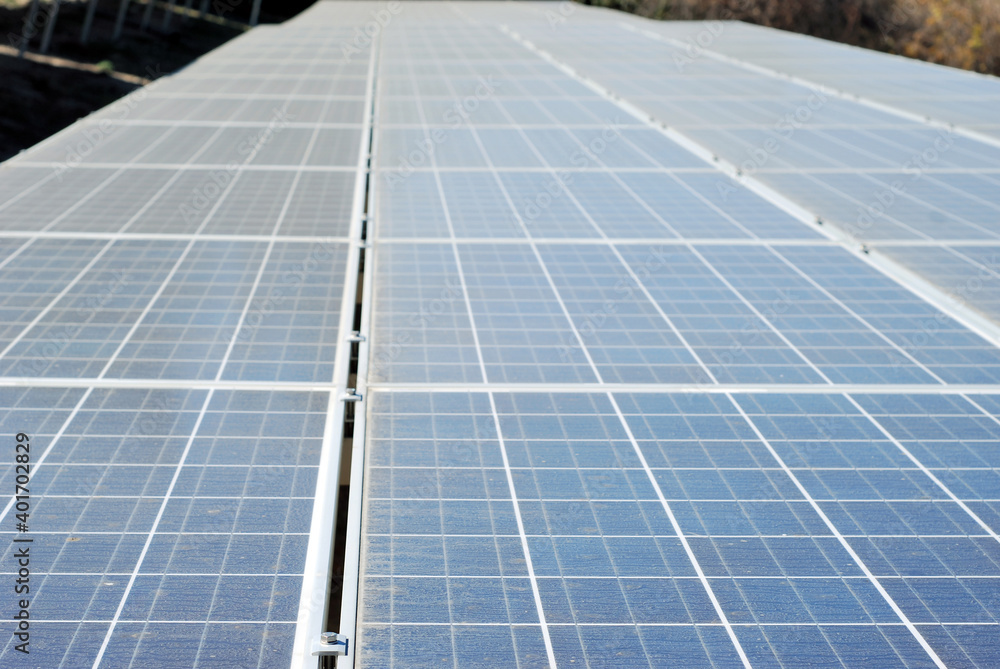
top-left (583, 0), bottom-right (1000, 76)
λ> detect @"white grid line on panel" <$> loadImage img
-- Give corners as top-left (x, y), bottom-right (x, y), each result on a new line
top-left (402, 47), bottom-right (559, 669)
top-left (0, 232), bottom-right (350, 242)
top-left (499, 20), bottom-right (1000, 361)
top-left (844, 394), bottom-right (1000, 545)
top-left (727, 394), bottom-right (949, 666)
top-left (437, 23), bottom-right (753, 663)
top-left (13, 162), bottom-right (358, 171)
top-left (5, 378), bottom-right (1000, 395)
top-left (456, 54), bottom-right (997, 628)
top-left (0, 106), bottom-right (271, 521)
top-left (608, 390), bottom-right (754, 666)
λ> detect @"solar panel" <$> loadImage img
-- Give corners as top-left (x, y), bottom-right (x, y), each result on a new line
top-left (357, 4), bottom-right (1000, 669)
top-left (0, 4), bottom-right (377, 666)
top-left (1, 1), bottom-right (999, 668)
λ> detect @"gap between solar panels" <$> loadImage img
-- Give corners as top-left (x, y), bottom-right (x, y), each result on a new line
top-left (321, 195), bottom-right (369, 669)
top-left (290, 33), bottom-right (379, 669)
top-left (316, 114), bottom-right (371, 669)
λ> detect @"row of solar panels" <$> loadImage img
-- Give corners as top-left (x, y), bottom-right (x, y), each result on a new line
top-left (0, 1), bottom-right (998, 667)
top-left (0, 4), bottom-right (378, 667)
top-left (358, 4), bottom-right (1000, 669)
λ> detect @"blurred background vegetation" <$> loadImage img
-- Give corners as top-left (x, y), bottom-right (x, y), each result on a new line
top-left (581, 0), bottom-right (1000, 75)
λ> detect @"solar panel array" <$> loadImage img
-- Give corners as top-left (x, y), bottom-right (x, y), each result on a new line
top-left (505, 8), bottom-right (1000, 329)
top-left (0, 5), bottom-right (377, 667)
top-left (358, 3), bottom-right (1000, 669)
top-left (1, 1), bottom-right (999, 668)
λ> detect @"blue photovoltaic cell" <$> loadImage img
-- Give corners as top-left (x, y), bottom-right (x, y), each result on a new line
top-left (220, 242), bottom-right (349, 383)
top-left (0, 240), bottom-right (190, 378)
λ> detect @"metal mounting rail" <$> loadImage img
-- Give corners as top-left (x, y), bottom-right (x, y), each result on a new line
top-left (290, 28), bottom-right (380, 669)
